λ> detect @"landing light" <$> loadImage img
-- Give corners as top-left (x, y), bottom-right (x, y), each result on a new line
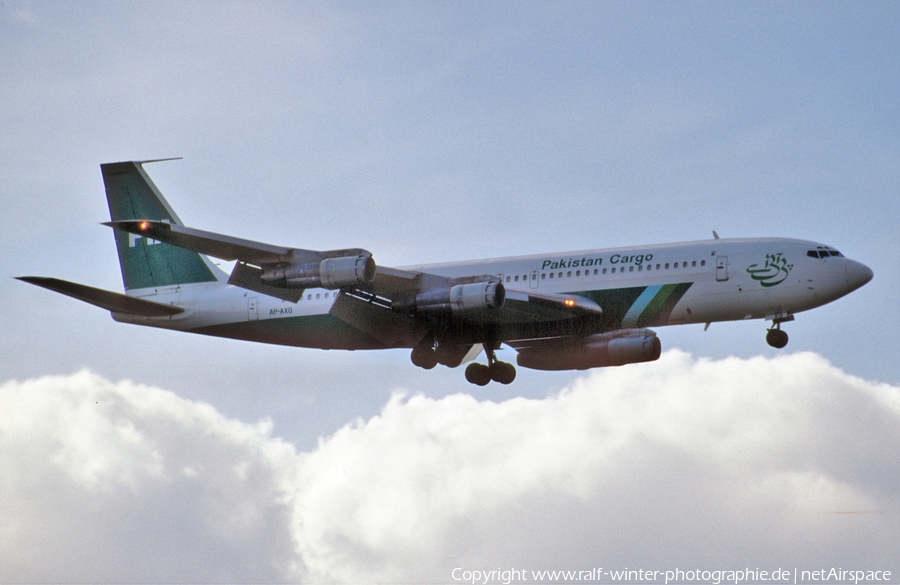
top-left (138, 221), bottom-right (149, 231)
top-left (564, 299), bottom-right (575, 307)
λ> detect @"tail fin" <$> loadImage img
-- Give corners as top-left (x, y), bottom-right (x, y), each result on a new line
top-left (102, 160), bottom-right (223, 291)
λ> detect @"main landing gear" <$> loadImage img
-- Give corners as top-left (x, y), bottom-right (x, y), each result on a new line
top-left (766, 315), bottom-right (793, 349)
top-left (465, 343), bottom-right (516, 386)
top-left (410, 339), bottom-right (517, 385)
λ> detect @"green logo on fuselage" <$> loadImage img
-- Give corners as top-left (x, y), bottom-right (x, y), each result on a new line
top-left (746, 253), bottom-right (793, 287)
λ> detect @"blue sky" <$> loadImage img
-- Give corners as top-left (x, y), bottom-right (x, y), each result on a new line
top-left (1, 2), bottom-right (897, 582)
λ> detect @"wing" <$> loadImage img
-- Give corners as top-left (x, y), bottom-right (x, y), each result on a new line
top-left (493, 288), bottom-right (603, 322)
top-left (105, 220), bottom-right (374, 303)
top-left (104, 220), bottom-right (370, 267)
top-left (104, 220), bottom-right (603, 343)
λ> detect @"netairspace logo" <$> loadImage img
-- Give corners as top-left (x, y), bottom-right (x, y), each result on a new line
top-left (0, 350), bottom-right (898, 584)
top-left (451, 567), bottom-right (894, 585)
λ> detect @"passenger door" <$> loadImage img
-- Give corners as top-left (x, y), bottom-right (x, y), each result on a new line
top-left (716, 256), bottom-right (728, 282)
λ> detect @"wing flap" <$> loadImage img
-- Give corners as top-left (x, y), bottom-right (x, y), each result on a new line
top-left (17, 277), bottom-right (185, 317)
top-left (329, 291), bottom-right (422, 347)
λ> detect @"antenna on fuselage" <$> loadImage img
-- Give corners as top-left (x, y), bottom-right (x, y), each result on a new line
top-left (712, 230), bottom-right (720, 239)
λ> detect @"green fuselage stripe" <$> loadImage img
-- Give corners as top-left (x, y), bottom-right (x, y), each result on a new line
top-left (634, 283), bottom-right (680, 326)
top-left (622, 284), bottom-right (663, 327)
top-left (575, 282), bottom-right (692, 330)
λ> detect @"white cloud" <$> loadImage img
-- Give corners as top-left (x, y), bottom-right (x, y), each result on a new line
top-left (1, 352), bottom-right (897, 583)
top-left (0, 370), bottom-right (299, 583)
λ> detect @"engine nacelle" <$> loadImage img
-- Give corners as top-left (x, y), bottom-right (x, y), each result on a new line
top-left (516, 330), bottom-right (661, 371)
top-left (259, 254), bottom-right (376, 289)
top-left (397, 281), bottom-right (505, 315)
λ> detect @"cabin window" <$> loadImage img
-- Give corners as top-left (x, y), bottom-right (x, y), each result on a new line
top-left (549, 272), bottom-right (554, 279)
top-left (514, 275), bottom-right (519, 282)
top-left (567, 271), bottom-right (571, 277)
top-left (692, 261), bottom-right (697, 267)
top-left (602, 268), bottom-right (607, 274)
top-left (324, 292), bottom-right (329, 299)
top-left (576, 270), bottom-right (580, 277)
top-left (594, 269), bottom-right (599, 275)
top-left (701, 260), bottom-right (706, 266)
top-left (316, 293), bottom-right (321, 299)
top-left (638, 265), bottom-right (643, 271)
top-left (541, 273), bottom-right (546, 279)
top-left (307, 294), bottom-right (312, 300)
top-left (629, 266), bottom-right (634, 272)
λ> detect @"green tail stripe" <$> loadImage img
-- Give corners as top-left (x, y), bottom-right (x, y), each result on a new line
top-left (102, 161), bottom-right (218, 290)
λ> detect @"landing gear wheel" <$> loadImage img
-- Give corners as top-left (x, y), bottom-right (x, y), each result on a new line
top-left (464, 342), bottom-right (518, 385)
top-left (489, 361), bottom-right (517, 385)
top-left (766, 328), bottom-right (788, 349)
top-left (410, 346), bottom-right (438, 369)
top-left (465, 363), bottom-right (491, 386)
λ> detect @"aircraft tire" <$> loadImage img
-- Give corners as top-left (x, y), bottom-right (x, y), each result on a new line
top-left (489, 361), bottom-right (516, 385)
top-left (465, 363), bottom-right (491, 386)
top-left (411, 347), bottom-right (438, 369)
top-left (766, 329), bottom-right (788, 349)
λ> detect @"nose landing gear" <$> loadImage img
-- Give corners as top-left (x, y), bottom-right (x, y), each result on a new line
top-left (766, 327), bottom-right (788, 348)
top-left (465, 343), bottom-right (516, 386)
top-left (766, 314), bottom-right (793, 349)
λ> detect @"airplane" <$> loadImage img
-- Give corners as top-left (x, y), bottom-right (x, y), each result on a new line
top-left (18, 160), bottom-right (873, 385)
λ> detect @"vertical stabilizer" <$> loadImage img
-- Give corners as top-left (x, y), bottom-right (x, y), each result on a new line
top-left (101, 161), bottom-right (222, 291)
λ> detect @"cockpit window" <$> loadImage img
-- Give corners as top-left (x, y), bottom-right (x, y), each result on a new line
top-left (807, 247), bottom-right (844, 259)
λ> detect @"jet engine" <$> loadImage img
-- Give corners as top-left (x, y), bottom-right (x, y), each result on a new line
top-left (260, 254), bottom-right (375, 289)
top-left (516, 329), bottom-right (661, 371)
top-left (396, 281), bottom-right (505, 315)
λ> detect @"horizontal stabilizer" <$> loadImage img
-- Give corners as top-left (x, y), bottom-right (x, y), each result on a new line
top-left (16, 277), bottom-right (185, 317)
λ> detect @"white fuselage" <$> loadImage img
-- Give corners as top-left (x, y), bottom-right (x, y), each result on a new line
top-left (114, 237), bottom-right (871, 350)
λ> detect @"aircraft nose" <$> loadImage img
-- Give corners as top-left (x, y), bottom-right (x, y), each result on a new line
top-left (845, 260), bottom-right (874, 291)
